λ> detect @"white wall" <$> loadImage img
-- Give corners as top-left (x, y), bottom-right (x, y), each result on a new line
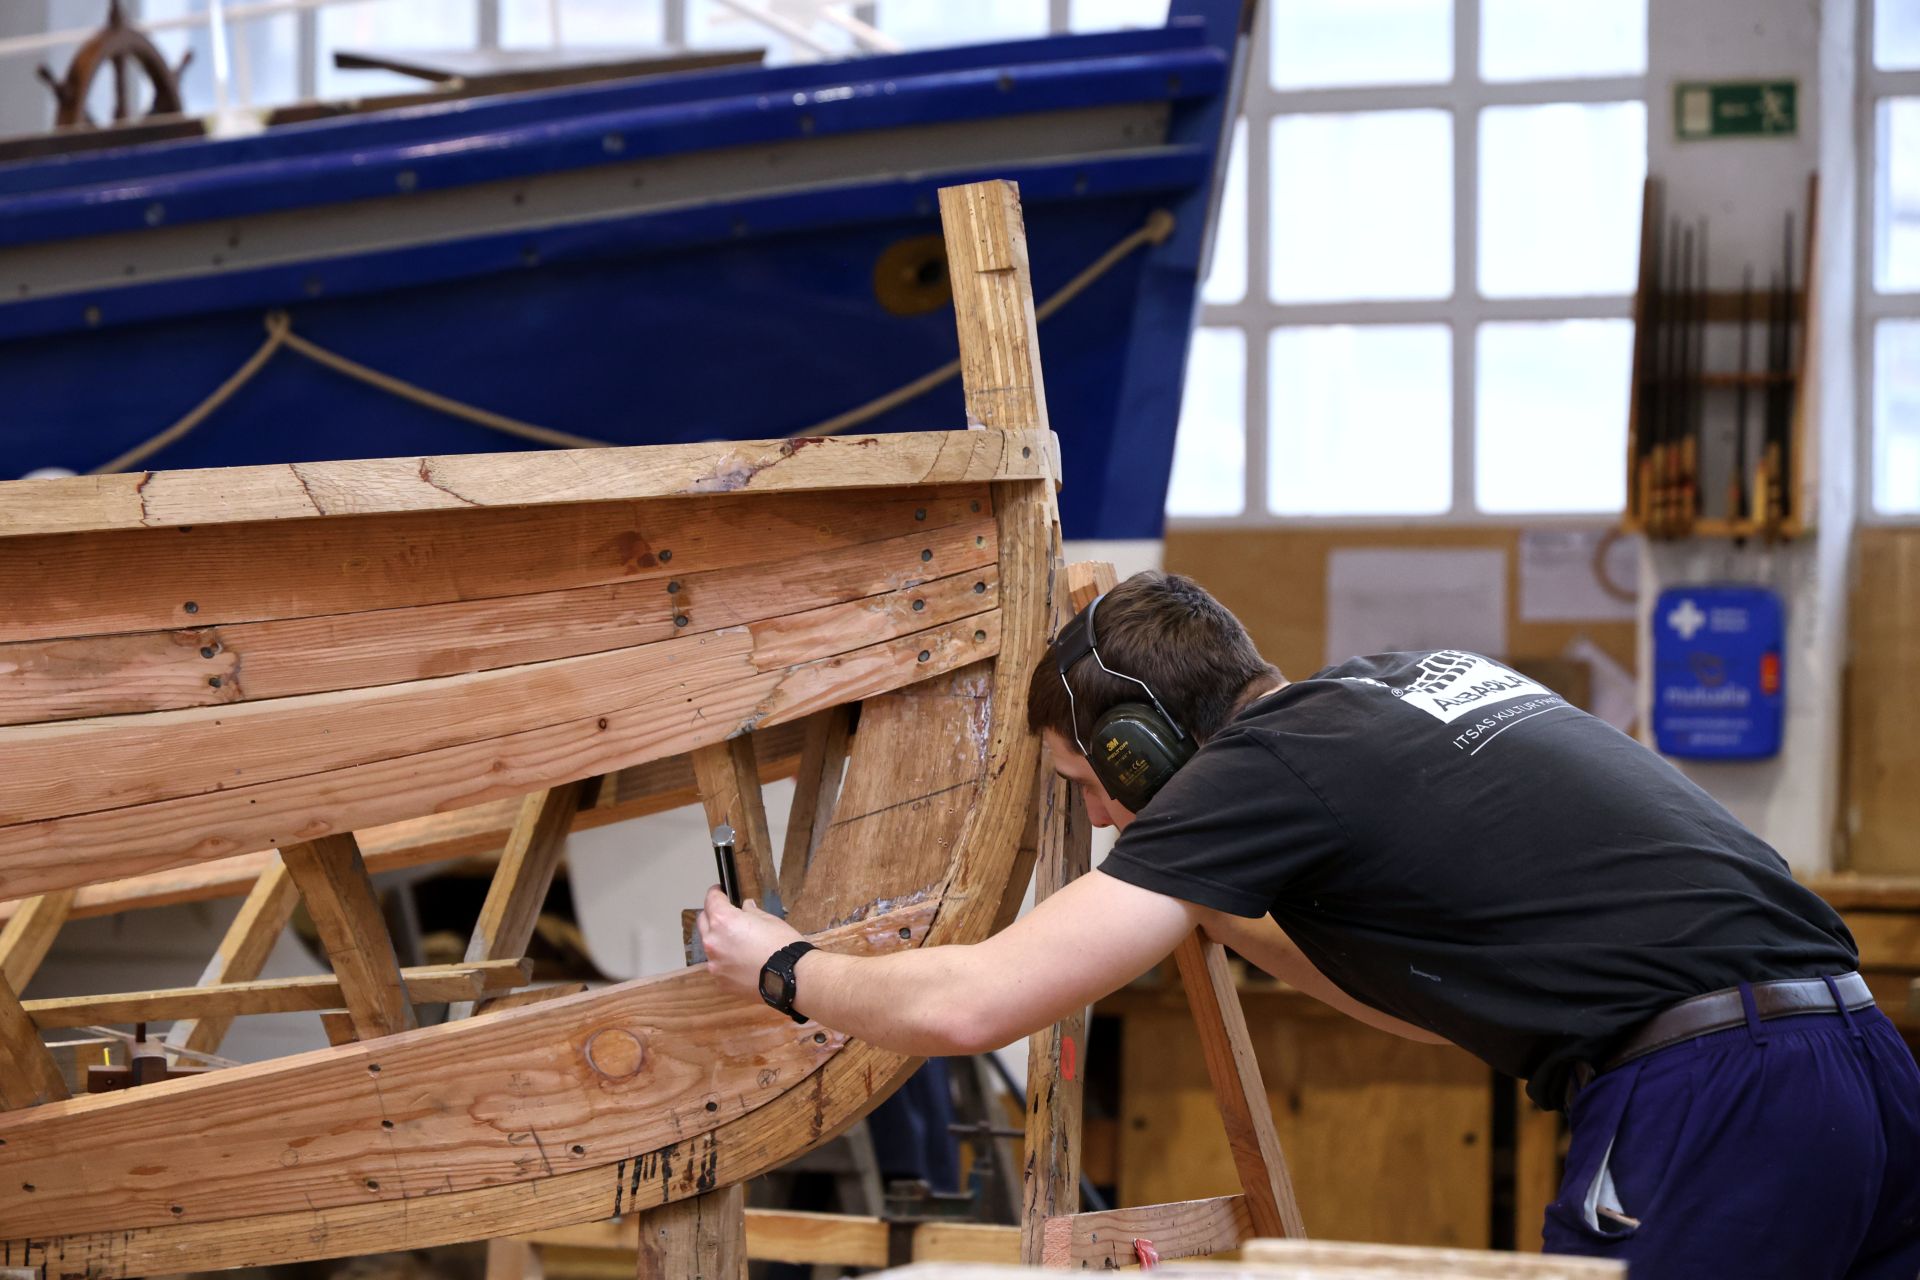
top-left (1636, 0), bottom-right (1858, 875)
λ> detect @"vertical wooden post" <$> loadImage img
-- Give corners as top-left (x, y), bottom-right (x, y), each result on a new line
top-left (450, 780), bottom-right (588, 1019)
top-left (485, 1237), bottom-right (544, 1280)
top-left (1173, 933), bottom-right (1307, 1239)
top-left (1019, 561), bottom-right (1110, 1263)
top-left (692, 738), bottom-right (781, 913)
top-left (280, 833), bottom-right (416, 1041)
top-left (165, 855), bottom-right (299, 1056)
top-left (633, 1185), bottom-right (747, 1280)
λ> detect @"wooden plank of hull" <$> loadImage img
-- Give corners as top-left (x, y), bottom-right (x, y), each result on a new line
top-left (0, 430), bottom-right (1047, 539)
top-left (0, 901), bottom-right (935, 1239)
top-left (0, 517), bottom-right (997, 727)
top-left (0, 571), bottom-right (998, 828)
top-left (27, 960), bottom-right (531, 1029)
top-left (0, 180), bottom-right (1057, 1279)
top-left (0, 728), bottom-right (809, 927)
top-left (786, 668), bottom-right (992, 934)
top-left (0, 610), bottom-right (1001, 901)
top-left (0, 485), bottom-right (988, 646)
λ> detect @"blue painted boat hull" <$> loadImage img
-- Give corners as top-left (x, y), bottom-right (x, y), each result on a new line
top-left (0, 5), bottom-right (1251, 540)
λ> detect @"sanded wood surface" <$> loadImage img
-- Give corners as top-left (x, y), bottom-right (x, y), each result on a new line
top-left (450, 783), bottom-right (588, 1020)
top-left (692, 737), bottom-right (780, 911)
top-left (0, 889), bottom-right (75, 992)
top-left (281, 834), bottom-right (417, 1041)
top-left (0, 572), bottom-right (998, 830)
top-left (1845, 527), bottom-right (1920, 876)
top-left (0, 611), bottom-right (999, 901)
top-left (0, 485), bottom-right (986, 647)
top-left (518, 1209), bottom-right (1018, 1268)
top-left (635, 1184), bottom-right (746, 1280)
top-left (0, 900), bottom-right (934, 1238)
top-left (0, 517), bottom-right (996, 727)
top-left (1174, 935), bottom-right (1307, 1240)
top-left (26, 960), bottom-right (531, 1029)
top-left (163, 855), bottom-right (298, 1055)
top-left (476, 983), bottom-right (590, 1017)
top-left (1043, 1194), bottom-right (1252, 1268)
top-left (1242, 1238), bottom-right (1625, 1277)
top-left (0, 729), bottom-right (810, 927)
top-left (0, 431), bottom-right (1048, 539)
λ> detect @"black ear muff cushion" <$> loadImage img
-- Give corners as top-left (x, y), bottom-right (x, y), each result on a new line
top-left (1089, 703), bottom-right (1197, 812)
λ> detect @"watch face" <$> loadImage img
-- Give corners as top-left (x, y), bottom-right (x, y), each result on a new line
top-left (760, 969), bottom-right (784, 1001)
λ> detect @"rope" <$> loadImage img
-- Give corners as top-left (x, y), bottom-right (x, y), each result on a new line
top-left (90, 209), bottom-right (1178, 473)
top-left (89, 310), bottom-right (291, 475)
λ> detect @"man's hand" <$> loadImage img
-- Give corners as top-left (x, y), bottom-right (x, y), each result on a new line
top-left (696, 886), bottom-right (803, 999)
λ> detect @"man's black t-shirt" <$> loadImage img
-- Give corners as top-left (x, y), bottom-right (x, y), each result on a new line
top-left (1097, 650), bottom-right (1857, 1110)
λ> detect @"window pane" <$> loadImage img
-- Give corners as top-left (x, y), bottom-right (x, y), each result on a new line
top-left (1877, 0), bottom-right (1920, 69)
top-left (1268, 325), bottom-right (1452, 515)
top-left (1070, 0), bottom-right (1169, 30)
top-left (145, 2), bottom-right (302, 113)
top-left (1875, 321), bottom-right (1920, 515)
top-left (502, 0), bottom-right (666, 47)
top-left (1202, 117), bottom-right (1248, 305)
top-left (1167, 329), bottom-right (1246, 517)
top-left (687, 1), bottom-right (855, 63)
top-left (1270, 111), bottom-right (1452, 302)
top-left (1476, 320), bottom-right (1632, 513)
top-left (1878, 99), bottom-right (1920, 292)
top-left (1479, 101), bottom-right (1646, 297)
top-left (1270, 0), bottom-right (1451, 89)
top-left (873, 0), bottom-right (1048, 48)
top-left (1480, 0), bottom-right (1646, 81)
top-left (318, 0), bottom-right (479, 98)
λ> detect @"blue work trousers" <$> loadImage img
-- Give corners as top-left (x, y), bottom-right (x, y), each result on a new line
top-left (1543, 988), bottom-right (1920, 1278)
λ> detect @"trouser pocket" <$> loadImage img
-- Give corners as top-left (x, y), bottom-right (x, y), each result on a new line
top-left (1544, 1062), bottom-right (1647, 1247)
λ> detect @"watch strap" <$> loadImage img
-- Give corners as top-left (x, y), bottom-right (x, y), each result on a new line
top-left (760, 940), bottom-right (817, 1023)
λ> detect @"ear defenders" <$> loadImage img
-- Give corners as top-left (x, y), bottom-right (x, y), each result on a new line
top-left (1051, 592), bottom-right (1196, 812)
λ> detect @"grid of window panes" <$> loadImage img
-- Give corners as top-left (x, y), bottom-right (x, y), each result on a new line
top-left (1167, 0), bottom-right (1648, 520)
top-left (1867, 0), bottom-right (1920, 517)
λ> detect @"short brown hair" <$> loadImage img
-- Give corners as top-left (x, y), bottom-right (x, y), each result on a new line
top-left (1026, 571), bottom-right (1280, 749)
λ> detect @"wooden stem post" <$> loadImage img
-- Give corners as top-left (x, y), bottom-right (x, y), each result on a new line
top-left (634, 1185), bottom-right (747, 1280)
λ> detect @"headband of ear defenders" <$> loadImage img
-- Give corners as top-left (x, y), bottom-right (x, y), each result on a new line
top-left (1050, 592), bottom-right (1192, 758)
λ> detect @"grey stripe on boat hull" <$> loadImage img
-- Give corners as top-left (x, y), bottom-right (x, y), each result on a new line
top-left (2, 102), bottom-right (1171, 305)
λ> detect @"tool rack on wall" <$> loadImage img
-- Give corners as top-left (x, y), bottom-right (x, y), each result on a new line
top-left (1624, 172), bottom-right (1818, 543)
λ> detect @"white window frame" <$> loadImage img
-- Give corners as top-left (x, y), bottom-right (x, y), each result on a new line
top-left (1174, 2), bottom-right (1647, 529)
top-left (1859, 0), bottom-right (1920, 526)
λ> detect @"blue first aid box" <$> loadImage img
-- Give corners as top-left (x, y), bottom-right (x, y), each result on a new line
top-left (1652, 585), bottom-right (1785, 760)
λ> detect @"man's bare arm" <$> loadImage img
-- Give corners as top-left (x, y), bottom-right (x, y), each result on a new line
top-left (699, 869), bottom-right (1203, 1056)
top-left (1199, 911), bottom-right (1448, 1045)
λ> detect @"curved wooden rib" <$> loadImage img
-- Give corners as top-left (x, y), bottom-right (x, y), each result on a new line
top-left (0, 179), bottom-right (1058, 1278)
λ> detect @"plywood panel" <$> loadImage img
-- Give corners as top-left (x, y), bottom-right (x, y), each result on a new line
top-left (1113, 989), bottom-right (1491, 1249)
top-left (1844, 528), bottom-right (1920, 875)
top-left (1163, 527), bottom-right (1635, 704)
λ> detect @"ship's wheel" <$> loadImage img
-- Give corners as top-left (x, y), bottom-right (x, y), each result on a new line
top-left (37, 0), bottom-right (191, 129)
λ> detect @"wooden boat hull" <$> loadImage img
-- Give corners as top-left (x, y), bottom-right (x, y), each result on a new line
top-left (0, 180), bottom-right (1063, 1277)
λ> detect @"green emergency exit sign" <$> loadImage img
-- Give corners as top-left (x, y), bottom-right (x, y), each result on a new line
top-left (1675, 80), bottom-right (1797, 140)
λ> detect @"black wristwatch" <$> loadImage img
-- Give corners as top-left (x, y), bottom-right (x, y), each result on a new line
top-left (758, 940), bottom-right (817, 1023)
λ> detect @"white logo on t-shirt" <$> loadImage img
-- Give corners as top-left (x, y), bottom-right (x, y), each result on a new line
top-left (1384, 651), bottom-right (1552, 724)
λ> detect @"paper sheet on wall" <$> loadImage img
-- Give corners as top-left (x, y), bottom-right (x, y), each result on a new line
top-left (1325, 548), bottom-right (1508, 665)
top-left (1519, 529), bottom-right (1640, 622)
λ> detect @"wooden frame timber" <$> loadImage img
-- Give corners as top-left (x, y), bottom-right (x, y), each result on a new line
top-left (0, 178), bottom-right (1062, 1279)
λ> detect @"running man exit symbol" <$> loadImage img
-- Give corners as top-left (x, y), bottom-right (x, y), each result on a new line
top-left (1668, 598), bottom-right (1706, 640)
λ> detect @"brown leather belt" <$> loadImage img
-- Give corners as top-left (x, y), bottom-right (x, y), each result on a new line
top-left (1566, 973), bottom-right (1874, 1109)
